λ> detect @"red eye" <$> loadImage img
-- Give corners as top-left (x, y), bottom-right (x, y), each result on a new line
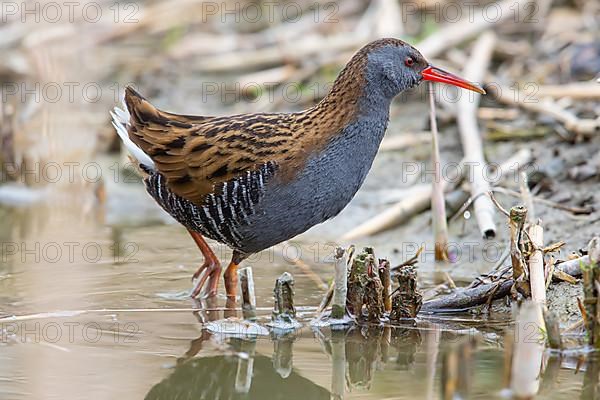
top-left (405, 57), bottom-right (414, 67)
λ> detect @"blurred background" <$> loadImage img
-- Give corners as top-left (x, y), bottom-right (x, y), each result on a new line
top-left (0, 0), bottom-right (599, 399)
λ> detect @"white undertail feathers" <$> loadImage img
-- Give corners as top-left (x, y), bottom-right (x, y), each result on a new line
top-left (110, 94), bottom-right (155, 171)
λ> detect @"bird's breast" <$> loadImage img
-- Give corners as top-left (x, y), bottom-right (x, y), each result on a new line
top-left (235, 115), bottom-right (389, 253)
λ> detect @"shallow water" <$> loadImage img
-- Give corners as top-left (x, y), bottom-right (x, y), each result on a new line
top-left (0, 192), bottom-right (590, 399)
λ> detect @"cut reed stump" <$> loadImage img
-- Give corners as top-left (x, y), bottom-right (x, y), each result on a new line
top-left (346, 247), bottom-right (385, 322)
top-left (389, 264), bottom-right (422, 320)
top-left (582, 237), bottom-right (600, 348)
top-left (238, 267), bottom-right (257, 321)
top-left (331, 247), bottom-right (349, 320)
top-left (269, 272), bottom-right (301, 330)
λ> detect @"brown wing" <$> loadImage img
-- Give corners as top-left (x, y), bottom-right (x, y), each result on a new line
top-left (124, 86), bottom-right (298, 205)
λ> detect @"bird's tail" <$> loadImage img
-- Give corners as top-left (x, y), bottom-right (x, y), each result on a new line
top-left (110, 86), bottom-right (156, 172)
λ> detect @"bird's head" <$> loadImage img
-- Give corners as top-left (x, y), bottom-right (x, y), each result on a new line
top-left (363, 38), bottom-right (486, 98)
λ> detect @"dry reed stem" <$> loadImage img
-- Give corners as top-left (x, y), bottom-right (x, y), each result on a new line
top-left (456, 31), bottom-right (497, 239)
top-left (429, 82), bottom-right (449, 261)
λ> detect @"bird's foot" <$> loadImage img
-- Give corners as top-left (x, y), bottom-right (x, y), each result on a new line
top-left (191, 259), bottom-right (222, 299)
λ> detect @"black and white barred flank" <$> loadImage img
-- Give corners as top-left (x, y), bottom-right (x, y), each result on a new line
top-left (145, 162), bottom-right (277, 250)
top-left (112, 95), bottom-right (279, 251)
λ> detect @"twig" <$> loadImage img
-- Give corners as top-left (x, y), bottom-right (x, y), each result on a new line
top-left (492, 187), bottom-right (593, 215)
top-left (451, 149), bottom-right (533, 222)
top-left (564, 319), bottom-right (584, 333)
top-left (488, 191), bottom-right (510, 217)
top-left (456, 31), bottom-right (497, 239)
top-left (489, 84), bottom-right (600, 137)
top-left (392, 246), bottom-right (423, 271)
top-left (316, 283), bottom-right (334, 316)
top-left (276, 243), bottom-right (328, 290)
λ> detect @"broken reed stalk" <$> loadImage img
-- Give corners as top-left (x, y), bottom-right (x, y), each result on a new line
top-left (238, 267), bottom-right (257, 321)
top-left (271, 272), bottom-right (300, 328)
top-left (528, 220), bottom-right (546, 304)
top-left (331, 247), bottom-right (348, 320)
top-left (316, 283), bottom-right (334, 316)
top-left (390, 264), bottom-right (422, 318)
top-left (511, 301), bottom-right (545, 398)
top-left (456, 31), bottom-right (497, 239)
top-left (379, 260), bottom-right (392, 313)
top-left (347, 248), bottom-right (385, 322)
top-left (583, 237), bottom-right (600, 348)
top-left (429, 82), bottom-right (449, 261)
top-left (509, 206), bottom-right (528, 280)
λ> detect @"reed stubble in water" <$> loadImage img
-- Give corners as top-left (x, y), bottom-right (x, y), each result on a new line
top-left (331, 247), bottom-right (348, 320)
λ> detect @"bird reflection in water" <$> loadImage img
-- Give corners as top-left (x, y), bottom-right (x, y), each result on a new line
top-left (145, 297), bottom-right (428, 400)
top-left (146, 296), bottom-right (329, 400)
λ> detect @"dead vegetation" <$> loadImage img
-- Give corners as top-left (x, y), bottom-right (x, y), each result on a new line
top-left (0, 0), bottom-right (599, 396)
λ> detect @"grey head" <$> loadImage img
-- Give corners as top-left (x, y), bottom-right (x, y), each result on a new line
top-left (362, 42), bottom-right (429, 106)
